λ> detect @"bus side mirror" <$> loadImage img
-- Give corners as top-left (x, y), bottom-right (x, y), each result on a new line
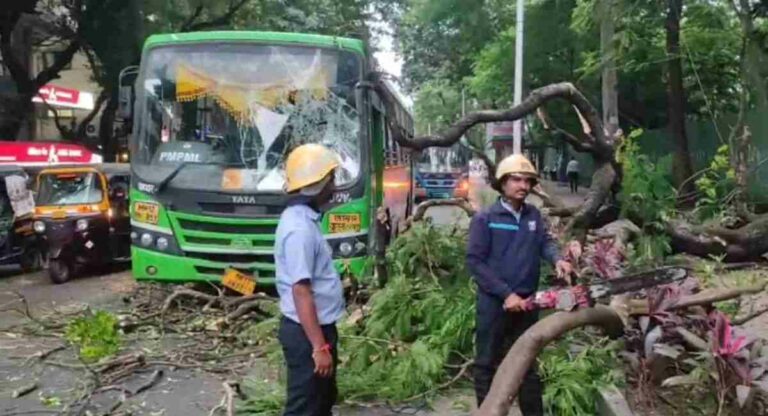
top-left (118, 86), bottom-right (133, 120)
top-left (117, 65), bottom-right (139, 121)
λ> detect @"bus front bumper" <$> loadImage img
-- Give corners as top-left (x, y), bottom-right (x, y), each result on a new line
top-left (131, 246), bottom-right (370, 285)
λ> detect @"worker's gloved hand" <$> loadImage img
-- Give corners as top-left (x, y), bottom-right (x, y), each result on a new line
top-left (503, 293), bottom-right (526, 312)
top-left (555, 260), bottom-right (575, 285)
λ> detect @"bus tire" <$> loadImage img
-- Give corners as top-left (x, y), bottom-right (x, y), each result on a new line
top-left (49, 260), bottom-right (72, 284)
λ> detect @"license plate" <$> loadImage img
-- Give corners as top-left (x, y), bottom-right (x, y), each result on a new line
top-left (222, 268), bottom-right (256, 296)
top-left (134, 202), bottom-right (159, 224)
top-left (52, 210), bottom-right (67, 219)
top-left (328, 213), bottom-right (361, 234)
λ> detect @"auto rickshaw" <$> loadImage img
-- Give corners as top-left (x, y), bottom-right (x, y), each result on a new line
top-left (33, 164), bottom-right (131, 283)
top-left (0, 166), bottom-right (41, 272)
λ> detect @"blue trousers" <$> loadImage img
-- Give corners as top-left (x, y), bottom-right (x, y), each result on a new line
top-left (279, 317), bottom-right (338, 416)
top-left (474, 293), bottom-right (543, 415)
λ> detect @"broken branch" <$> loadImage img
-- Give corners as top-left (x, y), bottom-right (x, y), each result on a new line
top-left (476, 305), bottom-right (623, 416)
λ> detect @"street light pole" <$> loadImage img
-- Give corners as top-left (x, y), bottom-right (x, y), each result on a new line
top-left (512, 0), bottom-right (525, 154)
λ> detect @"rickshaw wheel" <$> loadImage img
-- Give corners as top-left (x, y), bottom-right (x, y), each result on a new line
top-left (49, 260), bottom-right (72, 284)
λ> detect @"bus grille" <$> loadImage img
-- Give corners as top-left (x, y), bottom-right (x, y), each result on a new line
top-left (168, 211), bottom-right (279, 278)
top-left (177, 219), bottom-right (277, 234)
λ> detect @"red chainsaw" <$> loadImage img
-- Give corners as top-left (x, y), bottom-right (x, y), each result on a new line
top-left (522, 266), bottom-right (689, 311)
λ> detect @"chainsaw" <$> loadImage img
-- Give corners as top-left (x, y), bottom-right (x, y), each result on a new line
top-left (522, 266), bottom-right (689, 312)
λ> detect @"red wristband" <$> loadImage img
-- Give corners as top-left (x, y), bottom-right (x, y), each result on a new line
top-left (313, 343), bottom-right (332, 353)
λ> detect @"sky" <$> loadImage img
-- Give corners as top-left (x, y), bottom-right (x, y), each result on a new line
top-left (369, 17), bottom-right (413, 109)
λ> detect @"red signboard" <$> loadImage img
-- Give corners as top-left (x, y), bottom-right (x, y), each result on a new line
top-left (0, 141), bottom-right (102, 166)
top-left (35, 85), bottom-right (79, 106)
top-left (31, 84), bottom-right (94, 110)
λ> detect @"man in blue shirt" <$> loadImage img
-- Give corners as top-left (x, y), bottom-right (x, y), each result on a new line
top-left (467, 154), bottom-right (573, 414)
top-left (275, 143), bottom-right (345, 416)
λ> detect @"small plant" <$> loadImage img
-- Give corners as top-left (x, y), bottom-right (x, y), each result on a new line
top-left (695, 144), bottom-right (736, 221)
top-left (65, 310), bottom-right (121, 363)
top-left (628, 234), bottom-right (672, 268)
top-left (539, 334), bottom-right (622, 416)
top-left (585, 238), bottom-right (625, 280)
top-left (238, 377), bottom-right (284, 416)
top-left (616, 129), bottom-right (676, 232)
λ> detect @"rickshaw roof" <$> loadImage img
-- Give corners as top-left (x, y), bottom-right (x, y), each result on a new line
top-left (37, 163), bottom-right (130, 176)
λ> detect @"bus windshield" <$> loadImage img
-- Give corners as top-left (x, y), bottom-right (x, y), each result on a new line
top-left (131, 43), bottom-right (362, 193)
top-left (36, 172), bottom-right (103, 206)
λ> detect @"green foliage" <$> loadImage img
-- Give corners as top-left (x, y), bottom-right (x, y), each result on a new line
top-left (694, 144), bottom-right (736, 220)
top-left (539, 334), bottom-right (622, 416)
top-left (617, 129), bottom-right (676, 231)
top-left (238, 377), bottom-right (284, 416)
top-left (627, 233), bottom-right (672, 268)
top-left (65, 310), bottom-right (121, 363)
top-left (338, 222), bottom-right (475, 401)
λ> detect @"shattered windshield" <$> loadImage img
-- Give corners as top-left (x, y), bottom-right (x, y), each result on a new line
top-left (131, 43), bottom-right (362, 193)
top-left (36, 173), bottom-right (103, 206)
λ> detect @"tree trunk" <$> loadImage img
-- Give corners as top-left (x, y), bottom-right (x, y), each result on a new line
top-left (99, 93), bottom-right (118, 162)
top-left (666, 0), bottom-right (694, 194)
top-left (475, 305), bottom-right (624, 416)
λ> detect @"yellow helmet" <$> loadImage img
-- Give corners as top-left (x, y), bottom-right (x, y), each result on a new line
top-left (495, 154), bottom-right (538, 180)
top-left (284, 143), bottom-right (340, 194)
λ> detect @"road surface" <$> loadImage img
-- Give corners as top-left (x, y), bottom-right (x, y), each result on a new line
top-left (1, 193), bottom-right (588, 415)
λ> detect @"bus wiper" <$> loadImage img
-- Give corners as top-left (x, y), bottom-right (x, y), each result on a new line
top-left (154, 161), bottom-right (198, 193)
top-left (133, 161), bottom-right (246, 193)
top-left (133, 161), bottom-right (204, 192)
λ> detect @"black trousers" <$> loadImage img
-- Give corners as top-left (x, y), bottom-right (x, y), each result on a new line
top-left (568, 172), bottom-right (579, 193)
top-left (475, 297), bottom-right (543, 415)
top-left (279, 317), bottom-right (338, 416)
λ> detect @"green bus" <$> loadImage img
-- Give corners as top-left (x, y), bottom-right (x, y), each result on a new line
top-left (122, 31), bottom-right (415, 285)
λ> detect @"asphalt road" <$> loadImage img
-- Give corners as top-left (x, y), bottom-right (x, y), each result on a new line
top-left (0, 200), bottom-right (544, 415)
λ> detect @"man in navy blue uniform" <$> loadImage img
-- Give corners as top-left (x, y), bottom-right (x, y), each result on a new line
top-left (467, 154), bottom-right (573, 414)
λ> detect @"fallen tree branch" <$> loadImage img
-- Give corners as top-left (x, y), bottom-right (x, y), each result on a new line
top-left (667, 215), bottom-right (768, 261)
top-left (476, 304), bottom-right (624, 416)
top-left (732, 305), bottom-right (768, 325)
top-left (627, 283), bottom-right (768, 315)
top-left (405, 360), bottom-right (473, 402)
top-left (401, 198), bottom-right (476, 232)
top-left (11, 382), bottom-right (38, 398)
top-left (209, 381), bottom-right (236, 416)
top-left (161, 288), bottom-right (221, 317)
top-left (225, 299), bottom-right (273, 321)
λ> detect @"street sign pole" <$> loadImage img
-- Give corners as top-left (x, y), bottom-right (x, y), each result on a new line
top-left (512, 0), bottom-right (525, 155)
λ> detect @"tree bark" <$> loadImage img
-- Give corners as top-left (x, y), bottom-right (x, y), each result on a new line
top-left (477, 283), bottom-right (768, 416)
top-left (666, 214), bottom-right (768, 261)
top-left (99, 93), bottom-right (118, 162)
top-left (0, 2), bottom-right (84, 139)
top-left (475, 305), bottom-right (624, 416)
top-left (377, 80), bottom-right (618, 237)
top-left (666, 0), bottom-right (695, 194)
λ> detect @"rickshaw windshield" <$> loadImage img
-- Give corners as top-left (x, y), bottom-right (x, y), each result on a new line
top-left (36, 172), bottom-right (103, 206)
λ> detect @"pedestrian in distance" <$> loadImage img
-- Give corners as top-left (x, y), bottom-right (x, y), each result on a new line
top-left (566, 156), bottom-right (580, 193)
top-left (466, 153), bottom-right (574, 415)
top-left (275, 143), bottom-right (344, 416)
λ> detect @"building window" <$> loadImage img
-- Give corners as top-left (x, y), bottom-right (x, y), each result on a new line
top-left (37, 51), bottom-right (73, 72)
top-left (46, 109), bottom-right (75, 119)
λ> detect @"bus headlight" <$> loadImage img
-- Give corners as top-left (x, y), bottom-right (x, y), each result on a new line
top-left (156, 237), bottom-right (169, 251)
top-left (33, 221), bottom-right (46, 234)
top-left (76, 219), bottom-right (89, 231)
top-left (130, 231), bottom-right (138, 240)
top-left (338, 242), bottom-right (354, 257)
top-left (140, 233), bottom-right (154, 247)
